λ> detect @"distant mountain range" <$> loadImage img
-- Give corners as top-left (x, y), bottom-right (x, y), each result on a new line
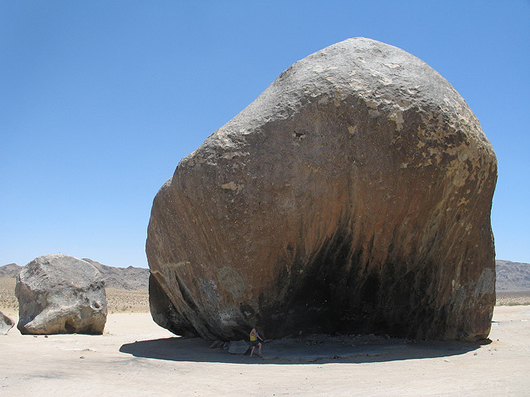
top-left (0, 264), bottom-right (21, 279)
top-left (1, 259), bottom-right (529, 292)
top-left (495, 260), bottom-right (530, 291)
top-left (0, 259), bottom-right (149, 290)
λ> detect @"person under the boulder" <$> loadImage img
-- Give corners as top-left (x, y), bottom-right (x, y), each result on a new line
top-left (249, 328), bottom-right (263, 357)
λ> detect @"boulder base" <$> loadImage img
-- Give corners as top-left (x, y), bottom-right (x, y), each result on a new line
top-left (228, 340), bottom-right (250, 355)
top-left (16, 254), bottom-right (107, 335)
top-left (147, 38), bottom-right (497, 342)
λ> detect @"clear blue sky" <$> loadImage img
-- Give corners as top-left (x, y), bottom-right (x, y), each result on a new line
top-left (1, 1), bottom-right (529, 268)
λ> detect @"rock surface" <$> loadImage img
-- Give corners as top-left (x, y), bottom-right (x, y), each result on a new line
top-left (0, 310), bottom-right (14, 334)
top-left (15, 254), bottom-right (107, 335)
top-left (146, 38), bottom-right (497, 342)
top-left (227, 340), bottom-right (250, 355)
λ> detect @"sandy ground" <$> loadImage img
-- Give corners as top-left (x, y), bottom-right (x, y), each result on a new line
top-left (1, 305), bottom-right (529, 396)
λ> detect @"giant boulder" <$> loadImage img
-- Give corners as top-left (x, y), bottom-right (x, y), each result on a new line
top-left (16, 254), bottom-right (107, 335)
top-left (146, 38), bottom-right (497, 342)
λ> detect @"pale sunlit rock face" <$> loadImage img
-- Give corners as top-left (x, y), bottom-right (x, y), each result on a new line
top-left (16, 254), bottom-right (107, 335)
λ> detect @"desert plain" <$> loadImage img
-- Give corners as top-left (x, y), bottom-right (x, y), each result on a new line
top-left (1, 277), bottom-right (529, 396)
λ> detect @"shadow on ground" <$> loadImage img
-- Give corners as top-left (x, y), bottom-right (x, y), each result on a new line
top-left (119, 334), bottom-right (487, 365)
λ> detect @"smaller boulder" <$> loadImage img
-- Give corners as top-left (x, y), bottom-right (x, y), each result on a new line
top-left (15, 254), bottom-right (107, 335)
top-left (228, 340), bottom-right (250, 355)
top-left (0, 310), bottom-right (14, 335)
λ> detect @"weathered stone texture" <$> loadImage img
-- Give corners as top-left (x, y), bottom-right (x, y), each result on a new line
top-left (0, 310), bottom-right (14, 335)
top-left (16, 254), bottom-right (107, 335)
top-left (228, 340), bottom-right (250, 355)
top-left (147, 38), bottom-right (497, 342)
